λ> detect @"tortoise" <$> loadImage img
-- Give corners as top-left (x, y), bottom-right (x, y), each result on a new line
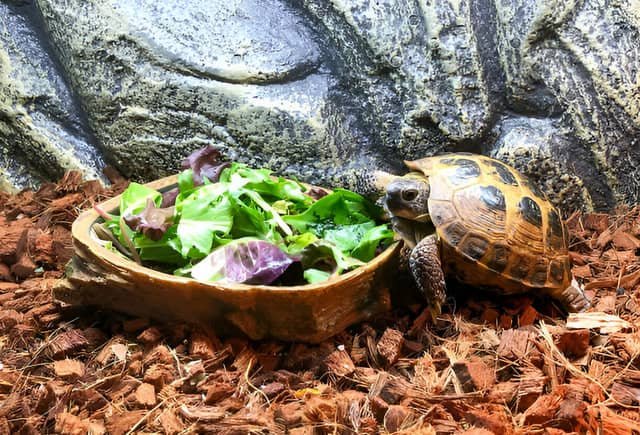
top-left (375, 153), bottom-right (590, 319)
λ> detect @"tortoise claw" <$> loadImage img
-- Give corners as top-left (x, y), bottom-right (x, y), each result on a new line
top-left (428, 302), bottom-right (442, 323)
top-left (559, 278), bottom-right (591, 312)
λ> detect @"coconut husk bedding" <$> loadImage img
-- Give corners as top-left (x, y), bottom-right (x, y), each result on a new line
top-left (1, 170), bottom-right (639, 434)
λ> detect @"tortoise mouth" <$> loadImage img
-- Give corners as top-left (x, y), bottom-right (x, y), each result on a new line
top-left (390, 216), bottom-right (436, 249)
top-left (383, 194), bottom-right (408, 218)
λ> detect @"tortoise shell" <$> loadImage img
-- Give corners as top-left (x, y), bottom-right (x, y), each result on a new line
top-left (405, 153), bottom-right (571, 294)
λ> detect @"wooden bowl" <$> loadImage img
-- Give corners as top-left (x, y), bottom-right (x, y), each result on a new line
top-left (53, 175), bottom-right (401, 343)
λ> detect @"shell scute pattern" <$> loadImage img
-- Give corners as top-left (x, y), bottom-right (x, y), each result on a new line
top-left (447, 159), bottom-right (482, 185)
top-left (441, 221), bottom-right (467, 246)
top-left (530, 260), bottom-right (551, 286)
top-left (519, 197), bottom-right (543, 227)
top-left (486, 160), bottom-right (518, 186)
top-left (450, 185), bottom-right (506, 239)
top-left (405, 154), bottom-right (570, 291)
top-left (549, 260), bottom-right (565, 285)
top-left (478, 185), bottom-right (507, 211)
top-left (458, 234), bottom-right (491, 260)
top-left (509, 254), bottom-right (531, 281)
top-left (546, 209), bottom-right (567, 253)
top-left (486, 243), bottom-right (510, 273)
top-left (429, 199), bottom-right (458, 227)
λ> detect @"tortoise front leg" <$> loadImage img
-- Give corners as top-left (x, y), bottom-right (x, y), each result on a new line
top-left (409, 234), bottom-right (447, 322)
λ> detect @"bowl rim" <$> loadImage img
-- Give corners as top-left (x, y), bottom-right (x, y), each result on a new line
top-left (73, 174), bottom-right (399, 293)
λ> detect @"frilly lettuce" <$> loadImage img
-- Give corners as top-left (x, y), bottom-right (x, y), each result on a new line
top-left (100, 146), bottom-right (393, 285)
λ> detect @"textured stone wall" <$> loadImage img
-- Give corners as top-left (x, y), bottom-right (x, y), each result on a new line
top-left (0, 1), bottom-right (104, 190)
top-left (1, 0), bottom-right (639, 212)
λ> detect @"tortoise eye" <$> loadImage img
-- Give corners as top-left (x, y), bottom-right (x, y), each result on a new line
top-left (401, 189), bottom-right (418, 201)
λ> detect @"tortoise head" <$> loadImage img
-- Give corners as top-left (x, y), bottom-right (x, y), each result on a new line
top-left (383, 172), bottom-right (431, 223)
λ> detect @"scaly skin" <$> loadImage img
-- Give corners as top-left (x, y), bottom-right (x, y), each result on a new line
top-left (409, 234), bottom-right (446, 322)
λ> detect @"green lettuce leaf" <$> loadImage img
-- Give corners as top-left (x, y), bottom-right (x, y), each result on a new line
top-left (303, 268), bottom-right (331, 284)
top-left (221, 164), bottom-right (309, 203)
top-left (177, 184), bottom-right (234, 258)
top-left (283, 189), bottom-right (381, 233)
top-left (283, 232), bottom-right (318, 254)
top-left (133, 226), bottom-right (184, 264)
top-left (300, 241), bottom-right (364, 275)
top-left (351, 224), bottom-right (394, 262)
top-left (120, 183), bottom-right (162, 217)
top-left (230, 198), bottom-right (268, 239)
top-left (178, 169), bottom-right (196, 197)
top-left (323, 221), bottom-right (376, 253)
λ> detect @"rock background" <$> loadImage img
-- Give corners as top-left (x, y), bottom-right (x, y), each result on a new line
top-left (1, 0), bottom-right (639, 212)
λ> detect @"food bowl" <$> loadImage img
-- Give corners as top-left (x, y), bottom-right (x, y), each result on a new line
top-left (53, 175), bottom-right (401, 343)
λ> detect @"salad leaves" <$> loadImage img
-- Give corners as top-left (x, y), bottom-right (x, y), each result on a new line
top-left (99, 146), bottom-right (393, 286)
top-left (124, 198), bottom-right (174, 241)
top-left (191, 239), bottom-right (296, 285)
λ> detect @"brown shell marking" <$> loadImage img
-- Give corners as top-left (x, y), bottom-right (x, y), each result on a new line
top-left (404, 154), bottom-right (570, 292)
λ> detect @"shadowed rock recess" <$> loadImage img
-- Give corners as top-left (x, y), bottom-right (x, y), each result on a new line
top-left (1, 0), bottom-right (639, 211)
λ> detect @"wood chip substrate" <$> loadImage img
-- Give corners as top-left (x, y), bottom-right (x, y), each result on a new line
top-left (1, 171), bottom-right (639, 434)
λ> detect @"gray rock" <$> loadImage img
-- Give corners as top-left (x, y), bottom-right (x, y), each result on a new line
top-left (0, 1), bottom-right (104, 191)
top-left (493, 0), bottom-right (640, 208)
top-left (0, 0), bottom-right (639, 211)
top-left (489, 117), bottom-right (608, 211)
top-left (35, 0), bottom-right (393, 188)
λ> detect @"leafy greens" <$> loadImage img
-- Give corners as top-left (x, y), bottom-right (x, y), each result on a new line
top-left (98, 146), bottom-right (393, 286)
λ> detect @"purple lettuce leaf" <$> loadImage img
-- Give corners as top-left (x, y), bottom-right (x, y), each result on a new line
top-left (161, 187), bottom-right (179, 208)
top-left (306, 186), bottom-right (329, 200)
top-left (123, 198), bottom-right (175, 241)
top-left (191, 239), bottom-right (297, 285)
top-left (181, 145), bottom-right (231, 186)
